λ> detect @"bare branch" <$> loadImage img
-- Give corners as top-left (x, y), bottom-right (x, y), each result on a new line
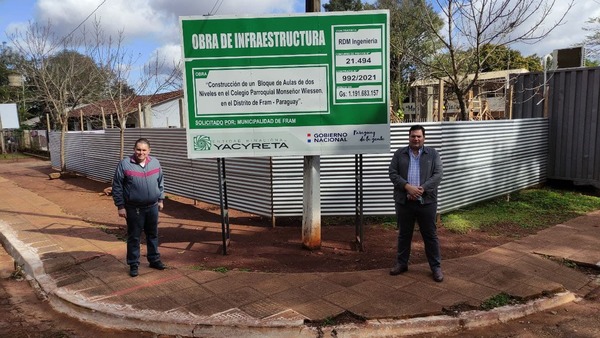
top-left (414, 0), bottom-right (573, 120)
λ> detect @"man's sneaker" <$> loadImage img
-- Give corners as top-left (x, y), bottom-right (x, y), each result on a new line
top-left (129, 265), bottom-right (139, 277)
top-left (149, 261), bottom-right (165, 270)
top-left (389, 263), bottom-right (408, 276)
top-left (432, 267), bottom-right (444, 282)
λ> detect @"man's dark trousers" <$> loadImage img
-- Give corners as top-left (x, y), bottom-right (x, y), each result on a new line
top-left (395, 201), bottom-right (441, 269)
top-left (125, 205), bottom-right (160, 266)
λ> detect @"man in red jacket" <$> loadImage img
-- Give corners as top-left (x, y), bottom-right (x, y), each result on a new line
top-left (113, 138), bottom-right (166, 277)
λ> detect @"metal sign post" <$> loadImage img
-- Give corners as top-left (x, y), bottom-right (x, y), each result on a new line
top-left (354, 153), bottom-right (364, 251)
top-left (217, 158), bottom-right (231, 255)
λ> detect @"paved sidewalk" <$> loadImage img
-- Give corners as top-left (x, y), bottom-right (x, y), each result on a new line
top-left (0, 173), bottom-right (599, 337)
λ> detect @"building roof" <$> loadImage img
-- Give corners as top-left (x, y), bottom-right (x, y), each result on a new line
top-left (411, 69), bottom-right (530, 87)
top-left (68, 90), bottom-right (183, 118)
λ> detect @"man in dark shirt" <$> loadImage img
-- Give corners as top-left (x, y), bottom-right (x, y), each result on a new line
top-left (388, 125), bottom-right (444, 282)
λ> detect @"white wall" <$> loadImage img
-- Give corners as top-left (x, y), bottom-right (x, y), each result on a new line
top-left (146, 99), bottom-right (182, 128)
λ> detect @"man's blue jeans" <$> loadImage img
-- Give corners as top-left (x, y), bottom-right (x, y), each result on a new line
top-left (125, 204), bottom-right (160, 266)
top-left (395, 201), bottom-right (441, 270)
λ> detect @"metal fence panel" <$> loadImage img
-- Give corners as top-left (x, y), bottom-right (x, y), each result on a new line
top-left (511, 72), bottom-right (545, 119)
top-left (49, 128), bottom-right (274, 218)
top-left (437, 119), bottom-right (547, 213)
top-left (50, 119), bottom-right (548, 220)
top-left (512, 66), bottom-right (600, 189)
top-left (271, 120), bottom-right (546, 216)
top-left (547, 67), bottom-right (600, 187)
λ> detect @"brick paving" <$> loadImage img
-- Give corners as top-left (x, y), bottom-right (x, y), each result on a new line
top-left (0, 174), bottom-right (599, 337)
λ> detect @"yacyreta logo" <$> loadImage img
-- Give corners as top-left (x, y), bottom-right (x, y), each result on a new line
top-left (193, 135), bottom-right (212, 151)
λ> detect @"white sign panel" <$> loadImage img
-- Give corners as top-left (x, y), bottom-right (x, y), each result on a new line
top-left (0, 104), bottom-right (20, 129)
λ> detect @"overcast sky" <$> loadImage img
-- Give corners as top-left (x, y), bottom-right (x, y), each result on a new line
top-left (0, 0), bottom-right (598, 76)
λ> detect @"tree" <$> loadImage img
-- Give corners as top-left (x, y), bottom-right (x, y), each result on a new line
top-left (583, 16), bottom-right (600, 61)
top-left (10, 22), bottom-right (106, 172)
top-left (372, 0), bottom-right (443, 118)
top-left (92, 22), bottom-right (180, 159)
top-left (585, 58), bottom-right (600, 67)
top-left (0, 44), bottom-right (16, 103)
top-left (0, 44), bottom-right (25, 107)
top-left (417, 0), bottom-right (573, 120)
top-left (323, 0), bottom-right (364, 11)
top-left (323, 1), bottom-right (443, 121)
top-left (480, 44), bottom-right (542, 72)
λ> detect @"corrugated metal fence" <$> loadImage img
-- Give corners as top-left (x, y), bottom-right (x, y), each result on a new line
top-left (512, 66), bottom-right (600, 188)
top-left (50, 118), bottom-right (547, 220)
top-left (547, 67), bottom-right (600, 187)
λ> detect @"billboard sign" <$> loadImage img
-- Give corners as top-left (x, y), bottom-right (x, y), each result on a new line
top-left (181, 11), bottom-right (389, 158)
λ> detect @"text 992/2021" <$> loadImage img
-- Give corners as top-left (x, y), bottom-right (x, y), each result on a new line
top-left (341, 74), bottom-right (377, 82)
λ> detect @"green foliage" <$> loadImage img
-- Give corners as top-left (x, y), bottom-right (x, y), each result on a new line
top-left (561, 258), bottom-right (577, 269)
top-left (213, 266), bottom-right (229, 273)
top-left (481, 293), bottom-right (519, 310)
top-left (186, 265), bottom-right (230, 273)
top-left (322, 317), bottom-right (335, 326)
top-left (324, 0), bottom-right (441, 107)
top-left (0, 152), bottom-right (29, 160)
top-left (442, 188), bottom-right (600, 234)
top-left (480, 44), bottom-right (543, 72)
top-left (585, 58), bottom-right (600, 67)
top-left (0, 44), bottom-right (25, 105)
top-left (323, 0), bottom-right (364, 11)
top-left (375, 0), bottom-right (443, 108)
top-left (45, 50), bottom-right (106, 105)
top-left (583, 16), bottom-right (600, 61)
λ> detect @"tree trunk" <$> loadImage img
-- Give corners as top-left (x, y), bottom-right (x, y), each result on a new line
top-left (119, 120), bottom-right (126, 160)
top-left (60, 123), bottom-right (67, 172)
top-left (456, 90), bottom-right (468, 121)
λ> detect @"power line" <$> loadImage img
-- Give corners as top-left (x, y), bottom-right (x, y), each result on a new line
top-left (208, 0), bottom-right (224, 16)
top-left (213, 0), bottom-right (224, 15)
top-left (51, 0), bottom-right (109, 53)
top-left (66, 0), bottom-right (109, 39)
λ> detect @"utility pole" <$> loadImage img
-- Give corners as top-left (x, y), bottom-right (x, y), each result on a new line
top-left (306, 0), bottom-right (320, 12)
top-left (302, 0), bottom-right (321, 250)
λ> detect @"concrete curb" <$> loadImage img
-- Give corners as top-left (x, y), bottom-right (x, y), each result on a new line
top-left (325, 292), bottom-right (576, 337)
top-left (0, 221), bottom-right (578, 337)
top-left (0, 221), bottom-right (56, 299)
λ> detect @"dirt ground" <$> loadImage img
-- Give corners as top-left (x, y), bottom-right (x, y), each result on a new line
top-left (0, 254), bottom-right (157, 338)
top-left (0, 157), bottom-right (526, 274)
top-left (1, 157), bottom-right (599, 338)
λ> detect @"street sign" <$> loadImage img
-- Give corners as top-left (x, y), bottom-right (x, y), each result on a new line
top-left (181, 11), bottom-right (389, 158)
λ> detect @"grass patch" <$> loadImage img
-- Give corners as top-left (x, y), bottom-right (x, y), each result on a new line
top-left (212, 266), bottom-right (229, 273)
top-left (10, 263), bottom-right (26, 280)
top-left (0, 152), bottom-right (30, 160)
top-left (371, 216), bottom-right (398, 230)
top-left (321, 317), bottom-right (335, 326)
top-left (480, 293), bottom-right (521, 310)
top-left (321, 215), bottom-right (399, 230)
top-left (441, 188), bottom-right (600, 234)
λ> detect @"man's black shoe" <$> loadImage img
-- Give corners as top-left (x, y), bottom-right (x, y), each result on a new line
top-left (432, 268), bottom-right (444, 282)
top-left (149, 261), bottom-right (165, 270)
top-left (389, 263), bottom-right (408, 276)
top-left (129, 265), bottom-right (139, 277)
